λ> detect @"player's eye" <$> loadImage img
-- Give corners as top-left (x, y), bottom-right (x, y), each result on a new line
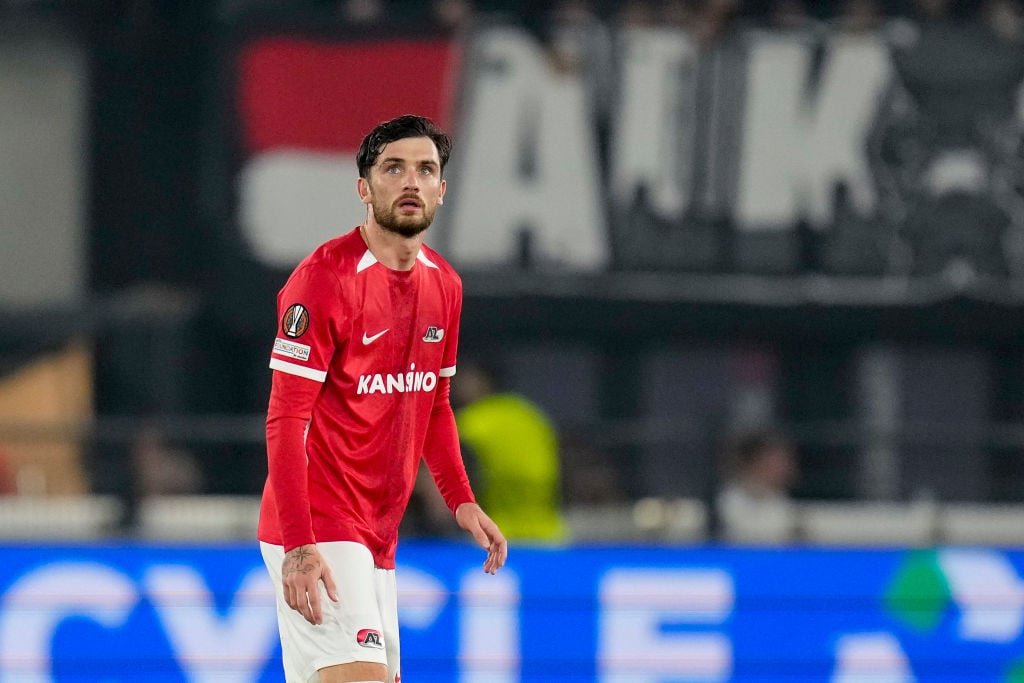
top-left (419, 166), bottom-right (434, 175)
top-left (385, 165), bottom-right (401, 174)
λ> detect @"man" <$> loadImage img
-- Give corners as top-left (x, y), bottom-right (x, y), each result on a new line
top-left (715, 428), bottom-right (799, 543)
top-left (257, 114), bottom-right (507, 683)
top-left (452, 358), bottom-right (568, 542)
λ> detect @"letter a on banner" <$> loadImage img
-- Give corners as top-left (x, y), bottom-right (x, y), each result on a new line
top-left (442, 27), bottom-right (609, 271)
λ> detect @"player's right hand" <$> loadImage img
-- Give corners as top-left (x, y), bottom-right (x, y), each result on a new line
top-left (281, 544), bottom-right (339, 625)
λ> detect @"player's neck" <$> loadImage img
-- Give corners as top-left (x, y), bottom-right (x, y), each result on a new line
top-left (360, 223), bottom-right (424, 271)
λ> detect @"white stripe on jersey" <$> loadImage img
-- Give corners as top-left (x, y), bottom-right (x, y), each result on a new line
top-left (269, 357), bottom-right (327, 382)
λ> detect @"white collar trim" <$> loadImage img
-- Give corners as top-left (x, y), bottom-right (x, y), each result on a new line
top-left (356, 250), bottom-right (377, 273)
top-left (356, 248), bottom-right (439, 272)
top-left (417, 250), bottom-right (439, 269)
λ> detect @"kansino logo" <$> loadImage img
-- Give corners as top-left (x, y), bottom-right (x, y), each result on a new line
top-left (357, 628), bottom-right (384, 649)
top-left (357, 363), bottom-right (437, 395)
top-left (281, 304), bottom-right (309, 338)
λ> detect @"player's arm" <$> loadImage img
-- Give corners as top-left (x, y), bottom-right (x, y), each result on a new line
top-left (423, 377), bottom-right (508, 574)
top-left (266, 370), bottom-right (318, 549)
top-left (266, 263), bottom-right (343, 623)
top-left (266, 369), bottom-right (340, 624)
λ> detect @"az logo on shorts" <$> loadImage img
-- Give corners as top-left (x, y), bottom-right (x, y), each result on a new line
top-left (357, 628), bottom-right (384, 649)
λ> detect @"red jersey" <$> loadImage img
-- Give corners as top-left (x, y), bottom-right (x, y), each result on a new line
top-left (257, 227), bottom-right (475, 567)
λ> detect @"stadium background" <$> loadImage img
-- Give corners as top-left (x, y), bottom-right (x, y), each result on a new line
top-left (3, 0), bottom-right (1024, 679)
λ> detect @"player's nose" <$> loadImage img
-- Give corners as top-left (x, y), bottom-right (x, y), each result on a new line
top-left (402, 168), bottom-right (421, 189)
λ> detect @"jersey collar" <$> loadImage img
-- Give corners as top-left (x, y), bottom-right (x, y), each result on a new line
top-left (356, 249), bottom-right (439, 273)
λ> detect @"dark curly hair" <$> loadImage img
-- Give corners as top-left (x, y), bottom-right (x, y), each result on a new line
top-left (356, 114), bottom-right (453, 179)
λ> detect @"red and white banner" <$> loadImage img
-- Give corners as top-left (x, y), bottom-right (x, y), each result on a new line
top-left (234, 36), bottom-right (461, 266)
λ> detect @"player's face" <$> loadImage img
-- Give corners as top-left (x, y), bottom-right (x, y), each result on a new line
top-left (360, 136), bottom-right (446, 238)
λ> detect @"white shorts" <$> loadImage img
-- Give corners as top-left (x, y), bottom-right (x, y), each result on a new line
top-left (260, 541), bottom-right (400, 683)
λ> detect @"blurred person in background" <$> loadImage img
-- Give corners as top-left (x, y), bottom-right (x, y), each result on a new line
top-left (767, 0), bottom-right (816, 30)
top-left (691, 0), bottom-right (741, 45)
top-left (127, 426), bottom-right (205, 531)
top-left (336, 0), bottom-right (384, 24)
top-left (881, 0), bottom-right (1024, 278)
top-left (452, 358), bottom-right (569, 543)
top-left (132, 426), bottom-right (204, 497)
top-left (836, 0), bottom-right (884, 32)
top-left (0, 447), bottom-right (18, 496)
top-left (715, 428), bottom-right (799, 541)
top-left (617, 0), bottom-right (657, 27)
top-left (257, 115), bottom-right (506, 683)
top-left (430, 0), bottom-right (478, 35)
top-left (982, 0), bottom-right (1024, 42)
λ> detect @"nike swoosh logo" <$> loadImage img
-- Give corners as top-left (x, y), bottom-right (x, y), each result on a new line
top-left (362, 329), bottom-right (389, 345)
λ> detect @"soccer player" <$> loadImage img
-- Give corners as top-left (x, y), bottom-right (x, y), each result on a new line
top-left (257, 114), bottom-right (507, 683)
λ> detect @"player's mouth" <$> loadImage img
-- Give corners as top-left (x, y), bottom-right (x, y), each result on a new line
top-left (397, 196), bottom-right (423, 212)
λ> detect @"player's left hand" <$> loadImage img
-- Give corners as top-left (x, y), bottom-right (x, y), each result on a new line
top-left (455, 502), bottom-right (508, 574)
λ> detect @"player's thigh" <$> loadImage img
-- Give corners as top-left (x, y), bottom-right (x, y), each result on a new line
top-left (316, 542), bottom-right (394, 669)
top-left (316, 660), bottom-right (388, 683)
top-left (261, 541), bottom-right (390, 677)
top-left (375, 567), bottom-right (400, 679)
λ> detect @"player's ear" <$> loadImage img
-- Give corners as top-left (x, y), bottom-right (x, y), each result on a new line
top-left (357, 177), bottom-right (372, 204)
top-left (437, 179), bottom-right (446, 205)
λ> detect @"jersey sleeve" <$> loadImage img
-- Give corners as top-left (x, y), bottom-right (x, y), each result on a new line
top-left (422, 377), bottom-right (476, 514)
top-left (266, 262), bottom-right (344, 550)
top-left (423, 276), bottom-right (474, 512)
top-left (269, 262), bottom-right (343, 382)
top-left (266, 371), bottom-right (321, 550)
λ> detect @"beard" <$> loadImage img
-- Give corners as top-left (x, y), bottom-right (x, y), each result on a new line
top-left (372, 199), bottom-right (436, 238)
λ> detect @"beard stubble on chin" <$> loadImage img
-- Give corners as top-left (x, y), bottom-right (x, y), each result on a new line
top-left (373, 202), bottom-right (434, 238)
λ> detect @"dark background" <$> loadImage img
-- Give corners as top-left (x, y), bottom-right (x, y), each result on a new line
top-left (6, 0), bottom-right (1024, 510)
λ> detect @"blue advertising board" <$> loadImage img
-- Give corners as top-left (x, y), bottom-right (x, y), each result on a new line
top-left (0, 541), bottom-right (1022, 682)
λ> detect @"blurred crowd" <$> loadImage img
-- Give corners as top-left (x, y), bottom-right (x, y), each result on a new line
top-left (231, 0), bottom-right (1024, 43)
top-left (219, 0), bottom-right (1023, 34)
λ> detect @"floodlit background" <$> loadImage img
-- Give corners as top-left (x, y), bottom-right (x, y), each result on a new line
top-left (2, 0), bottom-right (1024, 679)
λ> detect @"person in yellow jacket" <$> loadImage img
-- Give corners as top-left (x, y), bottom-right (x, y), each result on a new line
top-left (452, 359), bottom-right (568, 543)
